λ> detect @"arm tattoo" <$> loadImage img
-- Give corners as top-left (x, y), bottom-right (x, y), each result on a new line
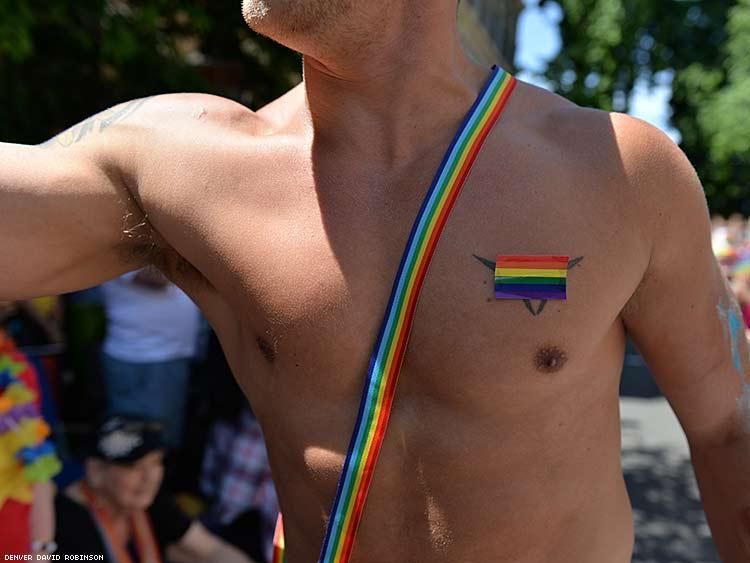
top-left (717, 300), bottom-right (745, 376)
top-left (40, 98), bottom-right (151, 148)
top-left (473, 254), bottom-right (585, 317)
top-left (717, 299), bottom-right (750, 432)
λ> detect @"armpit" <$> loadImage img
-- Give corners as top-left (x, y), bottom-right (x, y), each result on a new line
top-left (117, 211), bottom-right (211, 292)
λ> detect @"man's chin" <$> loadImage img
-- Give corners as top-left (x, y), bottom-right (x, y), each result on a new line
top-left (243, 0), bottom-right (287, 38)
top-left (242, 0), bottom-right (269, 28)
top-left (241, 0), bottom-right (341, 49)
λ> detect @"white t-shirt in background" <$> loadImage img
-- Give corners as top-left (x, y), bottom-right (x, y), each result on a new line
top-left (102, 271), bottom-right (201, 363)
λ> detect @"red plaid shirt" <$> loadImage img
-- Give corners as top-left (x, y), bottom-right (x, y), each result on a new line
top-left (201, 409), bottom-right (279, 559)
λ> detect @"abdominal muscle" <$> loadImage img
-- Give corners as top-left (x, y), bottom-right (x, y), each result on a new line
top-left (271, 388), bottom-right (635, 563)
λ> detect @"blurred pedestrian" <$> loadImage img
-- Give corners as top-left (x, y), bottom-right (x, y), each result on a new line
top-left (201, 407), bottom-right (278, 563)
top-left (100, 269), bottom-right (201, 448)
top-left (731, 251), bottom-right (750, 331)
top-left (55, 415), bottom-right (257, 563)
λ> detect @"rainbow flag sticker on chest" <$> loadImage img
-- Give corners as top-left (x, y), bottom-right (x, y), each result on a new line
top-left (495, 255), bottom-right (569, 300)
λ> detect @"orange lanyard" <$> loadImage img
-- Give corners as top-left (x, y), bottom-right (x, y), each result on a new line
top-left (81, 483), bottom-right (162, 563)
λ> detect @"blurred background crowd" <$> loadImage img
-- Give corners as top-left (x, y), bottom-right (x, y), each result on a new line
top-left (713, 215), bottom-right (750, 331)
top-left (1, 0), bottom-right (748, 561)
top-left (0, 273), bottom-right (278, 562)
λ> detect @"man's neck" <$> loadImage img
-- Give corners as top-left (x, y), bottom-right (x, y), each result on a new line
top-left (298, 5), bottom-right (492, 165)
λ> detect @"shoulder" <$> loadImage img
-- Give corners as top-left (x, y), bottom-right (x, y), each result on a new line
top-left (124, 93), bottom-right (263, 211)
top-left (511, 80), bottom-right (688, 175)
top-left (144, 93), bottom-right (259, 122)
top-left (537, 90), bottom-right (713, 301)
top-left (604, 112), bottom-right (708, 253)
top-left (537, 89), bottom-right (700, 199)
top-left (41, 93), bottom-right (266, 188)
top-left (127, 93), bottom-right (272, 182)
top-left (607, 111), bottom-right (704, 200)
top-left (498, 82), bottom-right (710, 289)
top-left (42, 93), bottom-right (263, 156)
top-left (128, 93), bottom-right (267, 142)
top-left (497, 82), bottom-right (626, 192)
top-left (510, 81), bottom-right (704, 226)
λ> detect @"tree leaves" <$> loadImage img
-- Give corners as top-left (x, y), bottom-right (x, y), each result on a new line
top-left (0, 1), bottom-right (301, 144)
top-left (538, 0), bottom-right (749, 215)
top-left (0, 1), bottom-right (35, 62)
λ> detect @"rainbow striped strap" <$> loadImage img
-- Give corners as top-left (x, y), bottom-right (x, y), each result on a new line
top-left (310, 66), bottom-right (517, 563)
top-left (273, 514), bottom-right (286, 563)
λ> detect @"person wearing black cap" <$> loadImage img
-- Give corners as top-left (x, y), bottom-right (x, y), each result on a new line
top-left (54, 416), bottom-right (260, 563)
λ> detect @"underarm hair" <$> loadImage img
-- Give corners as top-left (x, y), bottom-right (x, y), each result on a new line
top-left (116, 205), bottom-right (159, 270)
top-left (118, 207), bottom-right (210, 290)
top-left (39, 97), bottom-right (208, 290)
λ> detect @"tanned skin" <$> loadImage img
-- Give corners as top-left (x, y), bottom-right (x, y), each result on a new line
top-left (2, 1), bottom-right (750, 561)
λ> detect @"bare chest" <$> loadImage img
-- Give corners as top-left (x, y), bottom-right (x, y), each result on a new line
top-left (183, 158), bottom-right (643, 418)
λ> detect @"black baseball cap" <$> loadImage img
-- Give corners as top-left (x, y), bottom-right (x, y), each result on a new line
top-left (91, 415), bottom-right (166, 465)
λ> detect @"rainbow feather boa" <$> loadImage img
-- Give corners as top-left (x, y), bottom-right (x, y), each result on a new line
top-left (0, 330), bottom-right (61, 507)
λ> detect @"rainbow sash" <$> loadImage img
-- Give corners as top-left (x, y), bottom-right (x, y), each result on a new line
top-left (273, 66), bottom-right (517, 563)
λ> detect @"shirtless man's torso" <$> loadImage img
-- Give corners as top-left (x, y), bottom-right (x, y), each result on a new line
top-left (3, 1), bottom-right (750, 561)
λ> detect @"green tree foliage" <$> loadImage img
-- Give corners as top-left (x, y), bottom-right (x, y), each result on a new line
top-left (697, 0), bottom-right (750, 211)
top-left (538, 0), bottom-right (750, 215)
top-left (0, 1), bottom-right (301, 144)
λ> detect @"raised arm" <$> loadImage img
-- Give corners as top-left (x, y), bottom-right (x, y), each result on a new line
top-left (0, 100), bottom-right (154, 300)
top-left (617, 115), bottom-right (750, 560)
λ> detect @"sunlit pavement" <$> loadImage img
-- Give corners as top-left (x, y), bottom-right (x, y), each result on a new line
top-left (621, 398), bottom-right (719, 563)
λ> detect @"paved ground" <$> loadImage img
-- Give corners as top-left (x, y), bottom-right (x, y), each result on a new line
top-left (620, 339), bottom-right (722, 563)
top-left (621, 397), bottom-right (719, 563)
